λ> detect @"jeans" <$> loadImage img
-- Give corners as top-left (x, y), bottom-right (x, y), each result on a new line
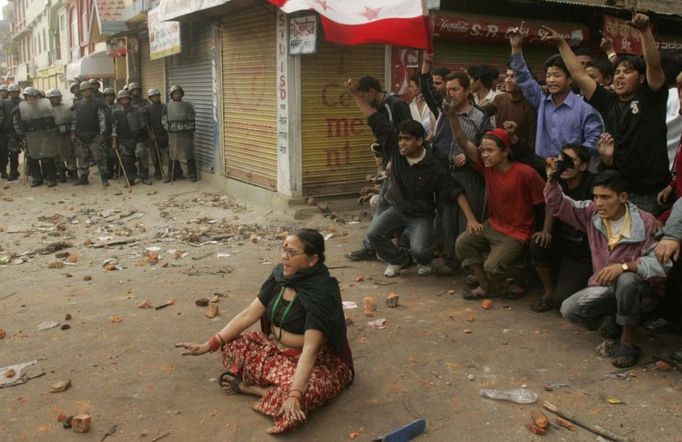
top-left (438, 168), bottom-right (485, 269)
top-left (361, 178), bottom-right (391, 253)
top-left (560, 272), bottom-right (660, 328)
top-left (366, 206), bottom-right (433, 266)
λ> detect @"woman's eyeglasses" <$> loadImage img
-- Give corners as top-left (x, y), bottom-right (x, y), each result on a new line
top-left (280, 246), bottom-right (306, 259)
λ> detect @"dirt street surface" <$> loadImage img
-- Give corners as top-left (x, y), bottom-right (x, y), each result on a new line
top-left (1, 178), bottom-right (681, 442)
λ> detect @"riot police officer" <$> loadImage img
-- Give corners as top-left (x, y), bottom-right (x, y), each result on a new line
top-left (71, 80), bottom-right (109, 186)
top-left (128, 82), bottom-right (149, 109)
top-left (112, 89), bottom-right (151, 185)
top-left (144, 88), bottom-right (168, 181)
top-left (0, 85), bottom-right (9, 179)
top-left (13, 87), bottom-right (59, 187)
top-left (6, 84), bottom-right (23, 180)
top-left (163, 85), bottom-right (197, 182)
top-left (102, 87), bottom-right (117, 177)
top-left (47, 88), bottom-right (77, 182)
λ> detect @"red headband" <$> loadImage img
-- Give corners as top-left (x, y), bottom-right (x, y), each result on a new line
top-left (485, 128), bottom-right (512, 150)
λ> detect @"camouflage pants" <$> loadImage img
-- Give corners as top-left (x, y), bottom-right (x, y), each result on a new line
top-left (76, 135), bottom-right (109, 178)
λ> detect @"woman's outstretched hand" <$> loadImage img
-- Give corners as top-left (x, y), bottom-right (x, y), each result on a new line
top-left (279, 397), bottom-right (307, 423)
top-left (175, 342), bottom-right (210, 356)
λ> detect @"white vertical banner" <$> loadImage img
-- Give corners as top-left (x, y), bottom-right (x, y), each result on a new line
top-left (276, 10), bottom-right (292, 196)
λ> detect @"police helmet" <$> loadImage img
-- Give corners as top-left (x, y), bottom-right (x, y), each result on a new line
top-left (147, 88), bottom-right (161, 97)
top-left (103, 87), bottom-right (115, 96)
top-left (79, 81), bottom-right (93, 91)
top-left (23, 87), bottom-right (38, 97)
top-left (116, 89), bottom-right (131, 100)
top-left (0, 84), bottom-right (7, 92)
top-left (74, 74), bottom-right (85, 83)
top-left (46, 88), bottom-right (62, 98)
top-left (169, 85), bottom-right (184, 97)
top-left (128, 82), bottom-right (141, 92)
top-left (8, 83), bottom-right (20, 92)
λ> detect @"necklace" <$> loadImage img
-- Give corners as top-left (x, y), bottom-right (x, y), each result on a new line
top-left (270, 287), bottom-right (297, 341)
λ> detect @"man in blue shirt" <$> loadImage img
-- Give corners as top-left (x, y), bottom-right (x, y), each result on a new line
top-left (509, 29), bottom-right (603, 159)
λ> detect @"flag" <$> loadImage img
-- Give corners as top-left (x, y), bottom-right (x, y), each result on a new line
top-left (269, 0), bottom-right (431, 49)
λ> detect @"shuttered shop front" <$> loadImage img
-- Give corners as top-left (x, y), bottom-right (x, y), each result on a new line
top-left (139, 32), bottom-right (165, 95)
top-left (166, 24), bottom-right (218, 173)
top-left (301, 42), bottom-right (385, 196)
top-left (221, 8), bottom-right (277, 190)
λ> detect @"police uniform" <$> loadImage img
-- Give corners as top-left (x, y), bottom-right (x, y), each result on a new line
top-left (112, 89), bottom-right (151, 185)
top-left (5, 85), bottom-right (23, 180)
top-left (71, 81), bottom-right (109, 186)
top-left (47, 89), bottom-right (77, 181)
top-left (163, 85), bottom-right (197, 181)
top-left (144, 89), bottom-right (169, 180)
top-left (13, 88), bottom-right (59, 186)
top-left (0, 85), bottom-right (9, 179)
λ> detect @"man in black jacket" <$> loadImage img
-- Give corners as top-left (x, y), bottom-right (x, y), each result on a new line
top-left (347, 79), bottom-right (482, 278)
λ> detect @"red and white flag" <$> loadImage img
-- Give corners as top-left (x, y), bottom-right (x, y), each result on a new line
top-left (268, 0), bottom-right (430, 49)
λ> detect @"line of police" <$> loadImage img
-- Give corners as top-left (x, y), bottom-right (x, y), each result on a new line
top-left (0, 76), bottom-right (197, 188)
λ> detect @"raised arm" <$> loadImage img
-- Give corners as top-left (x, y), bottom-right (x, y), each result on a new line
top-left (630, 13), bottom-right (665, 91)
top-left (419, 52), bottom-right (442, 118)
top-left (444, 100), bottom-right (479, 163)
top-left (540, 25), bottom-right (597, 100)
top-left (507, 23), bottom-right (544, 108)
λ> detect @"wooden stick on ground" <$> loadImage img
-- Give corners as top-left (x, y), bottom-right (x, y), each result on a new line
top-left (542, 402), bottom-right (634, 442)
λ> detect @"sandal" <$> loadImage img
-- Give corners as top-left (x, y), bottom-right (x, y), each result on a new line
top-left (503, 286), bottom-right (527, 300)
top-left (610, 344), bottom-right (642, 369)
top-left (463, 287), bottom-right (498, 300)
top-left (218, 371), bottom-right (243, 395)
top-left (530, 298), bottom-right (554, 313)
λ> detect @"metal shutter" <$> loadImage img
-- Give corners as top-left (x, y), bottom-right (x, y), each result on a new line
top-left (221, 8), bottom-right (277, 190)
top-left (166, 23), bottom-right (218, 173)
top-left (301, 41), bottom-right (385, 196)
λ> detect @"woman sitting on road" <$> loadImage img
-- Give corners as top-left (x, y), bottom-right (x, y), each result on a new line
top-left (177, 229), bottom-right (353, 434)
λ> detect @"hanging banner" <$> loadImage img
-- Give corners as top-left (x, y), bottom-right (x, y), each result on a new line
top-left (434, 12), bottom-right (588, 47)
top-left (603, 15), bottom-right (643, 55)
top-left (148, 6), bottom-right (182, 60)
top-left (289, 14), bottom-right (318, 55)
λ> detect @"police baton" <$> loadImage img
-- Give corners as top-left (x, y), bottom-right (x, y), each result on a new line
top-left (147, 128), bottom-right (166, 182)
top-left (112, 141), bottom-right (132, 191)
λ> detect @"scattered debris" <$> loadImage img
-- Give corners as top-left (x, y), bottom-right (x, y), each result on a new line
top-left (151, 430), bottom-right (172, 442)
top-left (101, 424), bottom-right (118, 441)
top-left (206, 304), bottom-right (219, 319)
top-left (526, 410), bottom-right (549, 435)
top-left (37, 321), bottom-right (60, 331)
top-left (138, 300), bottom-right (154, 309)
top-left (0, 329), bottom-right (6, 339)
top-left (342, 301), bottom-right (358, 310)
top-left (48, 261), bottom-right (64, 269)
top-left (354, 276), bottom-right (364, 282)
top-left (480, 388), bottom-right (538, 404)
top-left (35, 241), bottom-right (72, 255)
top-left (481, 299), bottom-right (493, 310)
top-left (386, 292), bottom-right (399, 308)
top-left (655, 360), bottom-right (673, 372)
top-left (195, 297), bottom-right (210, 307)
top-left (83, 275), bottom-right (92, 281)
top-left (363, 297), bottom-right (376, 317)
top-left (65, 314), bottom-right (72, 321)
top-left (5, 368), bottom-right (16, 378)
top-left (63, 416), bottom-right (73, 429)
top-left (554, 417), bottom-right (575, 431)
top-left (0, 360), bottom-right (42, 388)
top-left (345, 314), bottom-right (353, 325)
top-left (49, 379), bottom-right (72, 393)
top-left (72, 413), bottom-right (91, 433)
top-left (372, 417), bottom-right (426, 442)
top-left (603, 395), bottom-right (624, 405)
top-left (109, 316), bottom-right (123, 323)
top-left (155, 299), bottom-right (175, 310)
top-left (542, 401), bottom-right (632, 442)
top-left (367, 318), bottom-right (387, 329)
top-left (60, 324), bottom-right (71, 331)
top-left (467, 374), bottom-right (475, 381)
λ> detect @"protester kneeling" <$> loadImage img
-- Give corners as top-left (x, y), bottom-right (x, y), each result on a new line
top-left (529, 145), bottom-right (594, 312)
top-left (545, 168), bottom-right (671, 368)
top-left (452, 119), bottom-right (546, 299)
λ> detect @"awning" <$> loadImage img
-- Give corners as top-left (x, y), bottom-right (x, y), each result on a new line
top-left (66, 52), bottom-right (116, 80)
top-left (157, 0), bottom-right (232, 22)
